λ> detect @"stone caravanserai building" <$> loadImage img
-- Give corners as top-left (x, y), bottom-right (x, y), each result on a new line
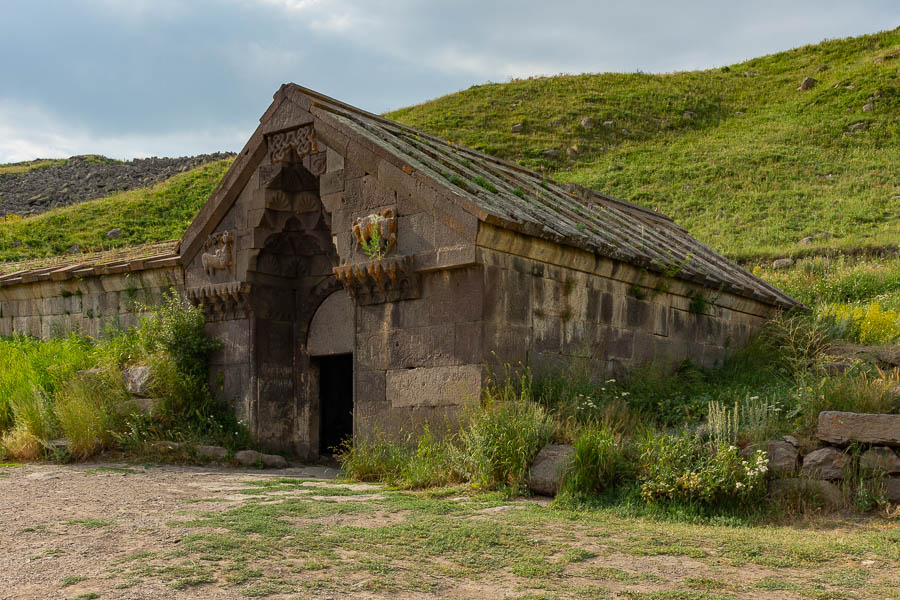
top-left (0, 84), bottom-right (801, 457)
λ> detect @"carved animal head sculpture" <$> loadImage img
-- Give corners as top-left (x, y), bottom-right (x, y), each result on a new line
top-left (352, 208), bottom-right (397, 260)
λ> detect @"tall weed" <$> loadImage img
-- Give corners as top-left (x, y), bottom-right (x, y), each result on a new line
top-left (707, 396), bottom-right (788, 446)
top-left (55, 372), bottom-right (129, 459)
top-left (792, 368), bottom-right (900, 437)
top-left (560, 424), bottom-right (633, 498)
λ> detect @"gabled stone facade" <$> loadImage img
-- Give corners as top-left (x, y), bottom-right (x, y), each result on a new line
top-left (0, 84), bottom-right (803, 458)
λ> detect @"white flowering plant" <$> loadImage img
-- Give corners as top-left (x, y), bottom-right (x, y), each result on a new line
top-left (639, 433), bottom-right (769, 507)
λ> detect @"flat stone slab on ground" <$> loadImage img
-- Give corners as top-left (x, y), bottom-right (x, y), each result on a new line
top-left (233, 450), bottom-right (288, 468)
top-left (528, 444), bottom-right (574, 497)
top-left (818, 411), bottom-right (900, 446)
top-left (196, 445), bottom-right (228, 461)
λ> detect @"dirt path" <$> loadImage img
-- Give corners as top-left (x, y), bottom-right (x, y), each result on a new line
top-left (1, 462), bottom-right (340, 600)
top-left (1, 462), bottom-right (898, 600)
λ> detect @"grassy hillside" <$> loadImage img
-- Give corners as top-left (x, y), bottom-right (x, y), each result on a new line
top-left (388, 28), bottom-right (900, 261)
top-left (0, 158), bottom-right (232, 263)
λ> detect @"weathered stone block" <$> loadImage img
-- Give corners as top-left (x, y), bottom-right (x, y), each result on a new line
top-left (886, 478), bottom-right (900, 502)
top-left (425, 267), bottom-right (483, 324)
top-left (308, 290), bottom-right (354, 356)
top-left (197, 445), bottom-right (229, 460)
top-left (768, 440), bottom-right (800, 475)
top-left (235, 450), bottom-right (263, 465)
top-left (387, 365), bottom-right (481, 408)
top-left (818, 412), bottom-right (900, 446)
top-left (768, 478), bottom-right (843, 508)
top-left (123, 366), bottom-right (153, 397)
top-left (529, 444), bottom-right (574, 496)
top-left (860, 447), bottom-right (900, 474)
top-left (802, 447), bottom-right (849, 480)
top-left (387, 325), bottom-right (456, 369)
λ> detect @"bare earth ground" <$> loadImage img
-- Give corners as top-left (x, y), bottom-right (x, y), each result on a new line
top-left (1, 462), bottom-right (898, 600)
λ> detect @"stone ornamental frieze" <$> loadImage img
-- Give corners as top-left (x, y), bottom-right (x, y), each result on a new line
top-left (267, 124), bottom-right (317, 164)
top-left (186, 281), bottom-right (251, 321)
top-left (201, 230), bottom-right (235, 277)
top-left (333, 255), bottom-right (420, 305)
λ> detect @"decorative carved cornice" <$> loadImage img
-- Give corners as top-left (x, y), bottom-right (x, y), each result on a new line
top-left (267, 125), bottom-right (317, 164)
top-left (333, 255), bottom-right (420, 305)
top-left (186, 282), bottom-right (251, 320)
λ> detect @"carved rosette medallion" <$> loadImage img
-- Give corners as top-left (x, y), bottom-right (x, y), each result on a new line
top-left (201, 230), bottom-right (235, 277)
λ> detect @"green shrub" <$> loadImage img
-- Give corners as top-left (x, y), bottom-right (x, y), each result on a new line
top-left (457, 388), bottom-right (554, 493)
top-left (337, 434), bottom-right (410, 484)
top-left (0, 291), bottom-right (244, 460)
top-left (760, 312), bottom-right (831, 375)
top-left (561, 425), bottom-right (632, 498)
top-left (638, 434), bottom-right (768, 508)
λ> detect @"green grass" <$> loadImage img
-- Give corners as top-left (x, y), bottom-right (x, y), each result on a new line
top-left (388, 27), bottom-right (900, 261)
top-left (0, 296), bottom-right (248, 461)
top-left (103, 478), bottom-right (900, 598)
top-left (0, 158), bottom-right (69, 176)
top-left (0, 158), bottom-right (232, 263)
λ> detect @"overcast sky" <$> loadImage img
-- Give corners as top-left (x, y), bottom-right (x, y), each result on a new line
top-left (1, 0), bottom-right (897, 163)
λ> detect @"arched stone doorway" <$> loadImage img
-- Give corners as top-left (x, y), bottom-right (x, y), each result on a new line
top-left (246, 155), bottom-right (352, 458)
top-left (308, 290), bottom-right (354, 454)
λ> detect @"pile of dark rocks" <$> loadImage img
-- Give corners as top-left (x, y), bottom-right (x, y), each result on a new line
top-left (0, 153), bottom-right (234, 216)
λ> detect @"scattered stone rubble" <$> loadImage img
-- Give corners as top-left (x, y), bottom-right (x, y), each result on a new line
top-left (0, 153), bottom-right (234, 216)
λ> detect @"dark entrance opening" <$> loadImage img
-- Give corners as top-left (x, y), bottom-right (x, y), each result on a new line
top-left (317, 354), bottom-right (353, 455)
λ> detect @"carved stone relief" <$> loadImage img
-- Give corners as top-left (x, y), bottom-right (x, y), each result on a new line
top-left (267, 124), bottom-right (317, 164)
top-left (352, 208), bottom-right (398, 258)
top-left (201, 231), bottom-right (235, 277)
top-left (186, 281), bottom-right (250, 321)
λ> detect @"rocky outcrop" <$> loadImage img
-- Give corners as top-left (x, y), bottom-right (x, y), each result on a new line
top-left (0, 153), bottom-right (233, 215)
top-left (528, 444), bottom-right (574, 496)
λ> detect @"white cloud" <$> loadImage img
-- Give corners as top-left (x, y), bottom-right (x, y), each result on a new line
top-left (0, 101), bottom-right (246, 164)
top-left (248, 0), bottom-right (365, 32)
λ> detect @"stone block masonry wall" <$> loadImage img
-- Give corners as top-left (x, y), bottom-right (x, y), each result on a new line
top-left (476, 224), bottom-right (773, 374)
top-left (0, 266), bottom-right (183, 340)
top-left (354, 265), bottom-right (485, 438)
